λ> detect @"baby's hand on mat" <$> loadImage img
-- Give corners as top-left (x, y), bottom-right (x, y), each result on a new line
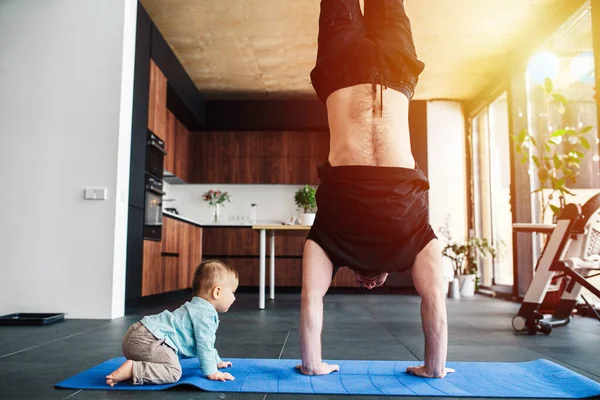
top-left (295, 362), bottom-right (340, 376)
top-left (217, 361), bottom-right (232, 369)
top-left (207, 371), bottom-right (235, 382)
top-left (406, 365), bottom-right (455, 378)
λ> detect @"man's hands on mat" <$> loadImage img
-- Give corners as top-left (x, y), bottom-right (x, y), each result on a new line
top-left (296, 362), bottom-right (340, 375)
top-left (406, 365), bottom-right (455, 378)
top-left (207, 371), bottom-right (235, 381)
top-left (217, 361), bottom-right (232, 369)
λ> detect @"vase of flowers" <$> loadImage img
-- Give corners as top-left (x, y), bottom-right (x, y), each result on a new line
top-left (294, 185), bottom-right (317, 226)
top-left (203, 189), bottom-right (231, 224)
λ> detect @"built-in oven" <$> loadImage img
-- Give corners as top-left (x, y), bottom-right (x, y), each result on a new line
top-left (144, 174), bottom-right (165, 241)
top-left (146, 130), bottom-right (166, 179)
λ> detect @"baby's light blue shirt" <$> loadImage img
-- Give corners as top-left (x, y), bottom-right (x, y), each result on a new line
top-left (140, 296), bottom-right (222, 375)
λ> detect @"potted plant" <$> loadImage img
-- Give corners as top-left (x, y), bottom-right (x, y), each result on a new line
top-left (202, 189), bottom-right (231, 224)
top-left (513, 77), bottom-right (592, 222)
top-left (294, 185), bottom-right (317, 226)
top-left (440, 217), bottom-right (497, 297)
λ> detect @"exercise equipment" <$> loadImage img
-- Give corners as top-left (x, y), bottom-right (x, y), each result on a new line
top-left (512, 193), bottom-right (600, 335)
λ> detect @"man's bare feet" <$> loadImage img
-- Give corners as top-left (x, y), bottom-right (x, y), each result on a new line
top-left (106, 359), bottom-right (134, 386)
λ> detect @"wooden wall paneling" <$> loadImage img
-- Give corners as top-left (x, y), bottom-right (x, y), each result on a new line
top-left (148, 60), bottom-right (167, 139)
top-left (142, 240), bottom-right (163, 296)
top-left (164, 111), bottom-right (176, 173)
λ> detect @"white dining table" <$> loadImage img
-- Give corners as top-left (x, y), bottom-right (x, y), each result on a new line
top-left (252, 224), bottom-right (311, 309)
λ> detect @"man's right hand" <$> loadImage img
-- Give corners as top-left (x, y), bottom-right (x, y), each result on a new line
top-left (295, 362), bottom-right (340, 375)
top-left (206, 371), bottom-right (235, 381)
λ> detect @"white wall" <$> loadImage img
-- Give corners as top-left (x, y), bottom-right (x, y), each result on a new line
top-left (0, 0), bottom-right (137, 319)
top-left (426, 101), bottom-right (469, 279)
top-left (164, 182), bottom-right (307, 225)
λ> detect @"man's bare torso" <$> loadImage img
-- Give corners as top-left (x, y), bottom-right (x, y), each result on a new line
top-left (326, 84), bottom-right (415, 168)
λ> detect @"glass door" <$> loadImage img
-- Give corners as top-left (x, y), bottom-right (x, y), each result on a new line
top-left (471, 93), bottom-right (514, 291)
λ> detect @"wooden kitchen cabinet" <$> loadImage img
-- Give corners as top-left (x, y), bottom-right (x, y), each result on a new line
top-left (202, 227), bottom-right (304, 257)
top-left (162, 256), bottom-right (179, 293)
top-left (142, 217), bottom-right (203, 296)
top-left (164, 111), bottom-right (191, 182)
top-left (142, 239), bottom-right (163, 296)
top-left (215, 258), bottom-right (302, 287)
top-left (189, 131), bottom-right (329, 184)
top-left (202, 227), bottom-right (258, 256)
top-left (147, 60), bottom-right (167, 139)
top-left (174, 119), bottom-right (191, 182)
top-left (164, 111), bottom-right (176, 173)
top-left (202, 227), bottom-right (306, 286)
top-left (201, 227), bottom-right (358, 288)
top-left (161, 217), bottom-right (179, 254)
top-left (187, 223), bottom-right (203, 286)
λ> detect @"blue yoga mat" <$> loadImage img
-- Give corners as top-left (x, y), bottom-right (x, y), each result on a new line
top-left (56, 357), bottom-right (600, 398)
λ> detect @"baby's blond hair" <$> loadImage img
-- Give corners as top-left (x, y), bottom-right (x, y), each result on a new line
top-left (192, 260), bottom-right (238, 295)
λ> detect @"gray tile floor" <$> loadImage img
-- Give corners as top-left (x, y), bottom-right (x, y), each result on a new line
top-left (1, 293), bottom-right (599, 399)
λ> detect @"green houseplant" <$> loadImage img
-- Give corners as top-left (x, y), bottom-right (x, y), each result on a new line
top-left (294, 185), bottom-right (317, 226)
top-left (513, 77), bottom-right (592, 222)
top-left (440, 217), bottom-right (496, 297)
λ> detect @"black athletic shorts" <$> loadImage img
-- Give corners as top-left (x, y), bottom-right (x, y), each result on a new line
top-left (306, 162), bottom-right (437, 276)
top-left (310, 0), bottom-right (425, 103)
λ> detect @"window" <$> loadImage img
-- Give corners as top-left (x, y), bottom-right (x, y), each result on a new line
top-left (526, 3), bottom-right (598, 224)
top-left (525, 2), bottom-right (599, 305)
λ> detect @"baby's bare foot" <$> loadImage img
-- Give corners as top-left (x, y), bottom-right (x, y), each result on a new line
top-left (106, 359), bottom-right (134, 387)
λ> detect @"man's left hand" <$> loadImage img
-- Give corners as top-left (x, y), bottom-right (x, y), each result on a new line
top-left (406, 365), bottom-right (455, 378)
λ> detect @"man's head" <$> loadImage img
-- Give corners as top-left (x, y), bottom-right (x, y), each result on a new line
top-left (353, 270), bottom-right (389, 290)
top-left (192, 260), bottom-right (239, 312)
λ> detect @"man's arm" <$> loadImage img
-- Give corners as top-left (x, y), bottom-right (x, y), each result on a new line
top-left (407, 240), bottom-right (454, 378)
top-left (298, 240), bottom-right (339, 375)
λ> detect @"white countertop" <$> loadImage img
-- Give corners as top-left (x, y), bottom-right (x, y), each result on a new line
top-left (162, 210), bottom-right (289, 227)
top-left (162, 210), bottom-right (203, 226)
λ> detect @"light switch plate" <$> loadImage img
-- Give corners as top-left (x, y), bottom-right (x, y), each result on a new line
top-left (84, 187), bottom-right (107, 200)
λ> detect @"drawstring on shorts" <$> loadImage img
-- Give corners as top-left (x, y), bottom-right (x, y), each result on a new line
top-left (371, 71), bottom-right (387, 117)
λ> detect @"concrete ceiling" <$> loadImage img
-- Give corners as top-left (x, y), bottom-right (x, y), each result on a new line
top-left (140, 0), bottom-right (580, 100)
